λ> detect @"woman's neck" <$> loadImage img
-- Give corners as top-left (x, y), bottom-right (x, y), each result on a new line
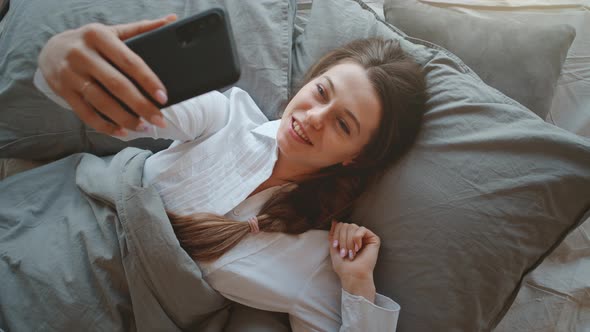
top-left (248, 153), bottom-right (316, 198)
top-left (271, 151), bottom-right (318, 184)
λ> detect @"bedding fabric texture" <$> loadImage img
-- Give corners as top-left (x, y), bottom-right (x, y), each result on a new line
top-left (380, 0), bottom-right (576, 120)
top-left (418, 0), bottom-right (590, 138)
top-left (0, 0), bottom-right (294, 160)
top-left (420, 2), bottom-right (590, 330)
top-left (292, 0), bottom-right (590, 331)
top-left (0, 148), bottom-right (229, 331)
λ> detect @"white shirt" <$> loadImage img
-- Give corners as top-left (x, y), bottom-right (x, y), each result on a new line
top-left (35, 70), bottom-right (400, 331)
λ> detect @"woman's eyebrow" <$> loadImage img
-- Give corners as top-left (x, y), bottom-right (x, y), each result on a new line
top-left (323, 75), bottom-right (361, 134)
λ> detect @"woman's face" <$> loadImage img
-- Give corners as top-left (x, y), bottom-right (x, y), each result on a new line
top-left (277, 62), bottom-right (382, 174)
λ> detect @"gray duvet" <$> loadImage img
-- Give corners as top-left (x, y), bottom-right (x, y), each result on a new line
top-left (0, 148), bottom-right (229, 331)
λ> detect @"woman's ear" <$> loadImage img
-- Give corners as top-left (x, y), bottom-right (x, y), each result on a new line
top-left (342, 159), bottom-right (355, 167)
top-left (342, 151), bottom-right (361, 166)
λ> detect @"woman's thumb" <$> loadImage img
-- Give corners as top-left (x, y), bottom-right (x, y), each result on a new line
top-left (112, 14), bottom-right (177, 40)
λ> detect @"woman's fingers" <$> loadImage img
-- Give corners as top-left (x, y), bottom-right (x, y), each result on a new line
top-left (112, 14), bottom-right (177, 40)
top-left (361, 227), bottom-right (381, 247)
top-left (345, 224), bottom-right (357, 259)
top-left (66, 92), bottom-right (122, 136)
top-left (81, 79), bottom-right (144, 131)
top-left (78, 25), bottom-right (165, 128)
top-left (95, 25), bottom-right (168, 105)
top-left (108, 15), bottom-right (177, 107)
top-left (329, 220), bottom-right (336, 236)
top-left (59, 68), bottom-right (122, 134)
top-left (349, 226), bottom-right (365, 257)
top-left (332, 222), bottom-right (357, 259)
top-left (65, 56), bottom-right (142, 132)
top-left (331, 221), bottom-right (342, 251)
top-left (38, 17), bottom-right (178, 132)
top-left (330, 221), bottom-right (378, 261)
top-left (339, 224), bottom-right (352, 259)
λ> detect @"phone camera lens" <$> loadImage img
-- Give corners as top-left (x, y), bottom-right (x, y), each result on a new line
top-left (177, 25), bottom-right (197, 47)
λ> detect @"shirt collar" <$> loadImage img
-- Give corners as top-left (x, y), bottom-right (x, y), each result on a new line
top-left (251, 119), bottom-right (281, 139)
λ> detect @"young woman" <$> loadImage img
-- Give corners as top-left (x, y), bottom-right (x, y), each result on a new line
top-left (30, 15), bottom-right (426, 331)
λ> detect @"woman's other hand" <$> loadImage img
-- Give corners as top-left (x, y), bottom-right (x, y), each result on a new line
top-left (37, 14), bottom-right (177, 136)
top-left (329, 220), bottom-right (380, 303)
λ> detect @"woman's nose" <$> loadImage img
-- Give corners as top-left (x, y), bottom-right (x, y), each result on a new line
top-left (306, 106), bottom-right (329, 130)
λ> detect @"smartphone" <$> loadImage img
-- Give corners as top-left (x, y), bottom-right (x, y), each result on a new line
top-left (119, 8), bottom-right (240, 110)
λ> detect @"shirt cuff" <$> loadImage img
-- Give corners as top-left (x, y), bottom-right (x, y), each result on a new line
top-left (341, 289), bottom-right (400, 331)
top-left (33, 69), bottom-right (72, 110)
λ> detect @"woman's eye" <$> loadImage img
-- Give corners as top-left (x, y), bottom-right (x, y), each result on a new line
top-left (316, 84), bottom-right (326, 99)
top-left (338, 118), bottom-right (350, 135)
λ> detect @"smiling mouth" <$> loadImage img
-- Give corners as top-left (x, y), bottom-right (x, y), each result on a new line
top-left (291, 118), bottom-right (313, 145)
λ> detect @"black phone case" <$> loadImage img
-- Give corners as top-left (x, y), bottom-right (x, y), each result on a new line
top-left (124, 8), bottom-right (241, 108)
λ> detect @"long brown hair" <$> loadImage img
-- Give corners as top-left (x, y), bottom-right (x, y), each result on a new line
top-left (170, 38), bottom-right (427, 261)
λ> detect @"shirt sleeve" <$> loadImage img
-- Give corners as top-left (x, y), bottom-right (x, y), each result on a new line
top-left (288, 255), bottom-right (400, 332)
top-left (202, 230), bottom-right (400, 332)
top-left (339, 289), bottom-right (400, 332)
top-left (33, 68), bottom-right (229, 142)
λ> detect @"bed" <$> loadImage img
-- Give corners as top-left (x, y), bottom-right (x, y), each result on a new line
top-left (1, 0), bottom-right (589, 331)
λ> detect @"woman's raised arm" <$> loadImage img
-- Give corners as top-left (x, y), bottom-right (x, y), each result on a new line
top-left (37, 15), bottom-right (177, 136)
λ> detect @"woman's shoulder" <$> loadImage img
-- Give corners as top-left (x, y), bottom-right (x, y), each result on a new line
top-left (253, 230), bottom-right (331, 265)
top-left (224, 87), bottom-right (270, 126)
top-left (209, 230), bottom-right (330, 272)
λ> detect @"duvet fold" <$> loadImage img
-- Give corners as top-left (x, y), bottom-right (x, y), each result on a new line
top-left (0, 148), bottom-right (229, 332)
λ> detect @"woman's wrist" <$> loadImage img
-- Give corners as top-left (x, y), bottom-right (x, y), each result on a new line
top-left (340, 274), bottom-right (376, 303)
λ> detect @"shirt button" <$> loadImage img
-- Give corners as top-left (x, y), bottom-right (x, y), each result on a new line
top-left (232, 209), bottom-right (240, 216)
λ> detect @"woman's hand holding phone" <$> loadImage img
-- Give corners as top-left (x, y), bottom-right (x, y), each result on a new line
top-left (37, 15), bottom-right (177, 136)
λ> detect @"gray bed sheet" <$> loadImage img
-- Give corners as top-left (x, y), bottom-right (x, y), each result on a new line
top-left (0, 148), bottom-right (230, 331)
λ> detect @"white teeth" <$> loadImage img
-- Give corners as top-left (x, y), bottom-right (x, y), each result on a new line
top-left (292, 120), bottom-right (311, 144)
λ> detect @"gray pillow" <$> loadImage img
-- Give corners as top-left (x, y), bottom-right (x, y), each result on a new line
top-left (0, 0), bottom-right (295, 160)
top-left (293, 0), bottom-right (590, 331)
top-left (383, 0), bottom-right (575, 119)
